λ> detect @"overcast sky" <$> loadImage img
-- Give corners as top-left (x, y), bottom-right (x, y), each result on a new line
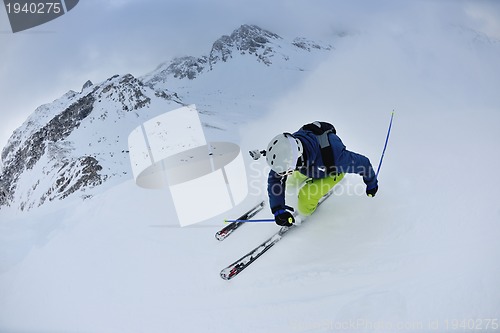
top-left (1, 0), bottom-right (499, 165)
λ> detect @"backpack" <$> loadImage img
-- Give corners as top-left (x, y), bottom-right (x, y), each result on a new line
top-left (301, 121), bottom-right (337, 174)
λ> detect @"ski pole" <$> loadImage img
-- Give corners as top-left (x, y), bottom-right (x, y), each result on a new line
top-left (224, 218), bottom-right (275, 223)
top-left (376, 111), bottom-right (394, 177)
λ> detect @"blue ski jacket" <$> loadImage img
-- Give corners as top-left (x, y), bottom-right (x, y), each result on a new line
top-left (267, 128), bottom-right (378, 212)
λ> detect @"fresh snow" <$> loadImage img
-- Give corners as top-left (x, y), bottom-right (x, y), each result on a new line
top-left (1, 24), bottom-right (500, 333)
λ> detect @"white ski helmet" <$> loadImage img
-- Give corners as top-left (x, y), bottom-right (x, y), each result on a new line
top-left (266, 133), bottom-right (303, 175)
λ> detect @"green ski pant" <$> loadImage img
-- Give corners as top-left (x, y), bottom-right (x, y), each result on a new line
top-left (297, 173), bottom-right (345, 216)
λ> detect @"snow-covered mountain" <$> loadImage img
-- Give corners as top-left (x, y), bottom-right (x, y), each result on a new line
top-left (0, 24), bottom-right (333, 211)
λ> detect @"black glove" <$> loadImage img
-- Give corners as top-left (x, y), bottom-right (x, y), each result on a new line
top-left (366, 185), bottom-right (378, 197)
top-left (274, 208), bottom-right (295, 226)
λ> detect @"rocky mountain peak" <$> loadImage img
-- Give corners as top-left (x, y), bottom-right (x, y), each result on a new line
top-left (144, 25), bottom-right (284, 84)
top-left (209, 24), bottom-right (282, 67)
top-left (82, 79), bottom-right (93, 91)
top-left (163, 56), bottom-right (208, 80)
top-left (144, 24), bottom-right (332, 85)
top-left (0, 72), bottom-right (157, 210)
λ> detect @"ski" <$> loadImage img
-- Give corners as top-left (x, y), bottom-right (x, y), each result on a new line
top-left (215, 200), bottom-right (265, 241)
top-left (220, 191), bottom-right (333, 280)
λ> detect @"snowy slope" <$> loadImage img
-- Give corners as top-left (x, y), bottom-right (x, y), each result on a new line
top-left (1, 23), bottom-right (500, 333)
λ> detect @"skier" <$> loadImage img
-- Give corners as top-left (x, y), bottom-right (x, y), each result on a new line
top-left (254, 121), bottom-right (378, 226)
